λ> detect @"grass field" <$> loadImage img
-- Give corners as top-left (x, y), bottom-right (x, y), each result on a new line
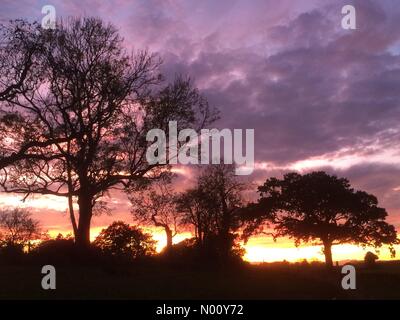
top-left (1, 260), bottom-right (400, 299)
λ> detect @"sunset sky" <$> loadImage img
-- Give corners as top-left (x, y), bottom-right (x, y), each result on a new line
top-left (1, 0), bottom-right (400, 263)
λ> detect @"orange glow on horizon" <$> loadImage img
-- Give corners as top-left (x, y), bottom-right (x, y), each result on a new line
top-left (48, 226), bottom-right (193, 253)
top-left (46, 226), bottom-right (400, 263)
top-left (2, 192), bottom-right (399, 264)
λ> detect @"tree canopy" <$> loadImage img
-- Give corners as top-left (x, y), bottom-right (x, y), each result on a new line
top-left (242, 171), bottom-right (399, 267)
top-left (93, 221), bottom-right (156, 258)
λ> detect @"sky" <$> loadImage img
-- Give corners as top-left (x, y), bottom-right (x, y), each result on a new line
top-left (1, 0), bottom-right (400, 263)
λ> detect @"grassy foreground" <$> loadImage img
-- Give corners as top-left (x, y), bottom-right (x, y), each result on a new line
top-left (0, 260), bottom-right (400, 299)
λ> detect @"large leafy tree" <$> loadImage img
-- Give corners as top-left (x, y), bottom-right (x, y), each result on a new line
top-left (0, 17), bottom-right (217, 247)
top-left (242, 171), bottom-right (398, 267)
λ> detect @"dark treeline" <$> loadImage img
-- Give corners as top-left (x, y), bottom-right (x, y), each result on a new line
top-left (0, 165), bottom-right (397, 269)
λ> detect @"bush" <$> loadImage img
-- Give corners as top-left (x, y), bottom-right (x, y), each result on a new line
top-left (93, 221), bottom-right (157, 260)
top-left (364, 251), bottom-right (379, 267)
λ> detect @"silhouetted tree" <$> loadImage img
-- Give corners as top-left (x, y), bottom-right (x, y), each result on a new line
top-left (242, 171), bottom-right (398, 267)
top-left (129, 178), bottom-right (179, 251)
top-left (0, 17), bottom-right (217, 248)
top-left (177, 164), bottom-right (245, 260)
top-left (93, 221), bottom-right (156, 259)
top-left (0, 21), bottom-right (51, 170)
top-left (0, 20), bottom-right (43, 102)
top-left (0, 208), bottom-right (41, 252)
top-left (176, 187), bottom-right (209, 247)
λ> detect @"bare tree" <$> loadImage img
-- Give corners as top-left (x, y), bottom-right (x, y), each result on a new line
top-left (0, 20), bottom-right (42, 101)
top-left (0, 17), bottom-right (217, 248)
top-left (176, 164), bottom-right (246, 258)
top-left (0, 208), bottom-right (41, 251)
top-left (129, 178), bottom-right (179, 251)
top-left (0, 20), bottom-right (54, 170)
top-left (175, 187), bottom-right (209, 247)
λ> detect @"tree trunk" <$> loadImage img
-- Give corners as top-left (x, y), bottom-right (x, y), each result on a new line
top-left (165, 226), bottom-right (173, 250)
top-left (151, 214), bottom-right (174, 252)
top-left (198, 228), bottom-right (203, 246)
top-left (68, 193), bottom-right (78, 239)
top-left (66, 155), bottom-right (78, 239)
top-left (323, 240), bottom-right (333, 268)
top-left (75, 195), bottom-right (93, 248)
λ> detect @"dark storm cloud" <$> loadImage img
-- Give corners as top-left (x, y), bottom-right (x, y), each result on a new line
top-left (154, 0), bottom-right (400, 166)
top-left (4, 0), bottom-right (398, 166)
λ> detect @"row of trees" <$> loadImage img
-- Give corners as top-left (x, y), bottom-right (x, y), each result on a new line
top-left (0, 164), bottom-right (246, 262)
top-left (130, 164), bottom-right (245, 260)
top-left (0, 166), bottom-right (398, 267)
top-left (129, 166), bottom-right (399, 267)
top-left (0, 209), bottom-right (157, 260)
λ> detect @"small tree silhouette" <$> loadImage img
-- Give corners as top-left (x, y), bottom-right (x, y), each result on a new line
top-left (0, 208), bottom-right (41, 252)
top-left (93, 221), bottom-right (156, 259)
